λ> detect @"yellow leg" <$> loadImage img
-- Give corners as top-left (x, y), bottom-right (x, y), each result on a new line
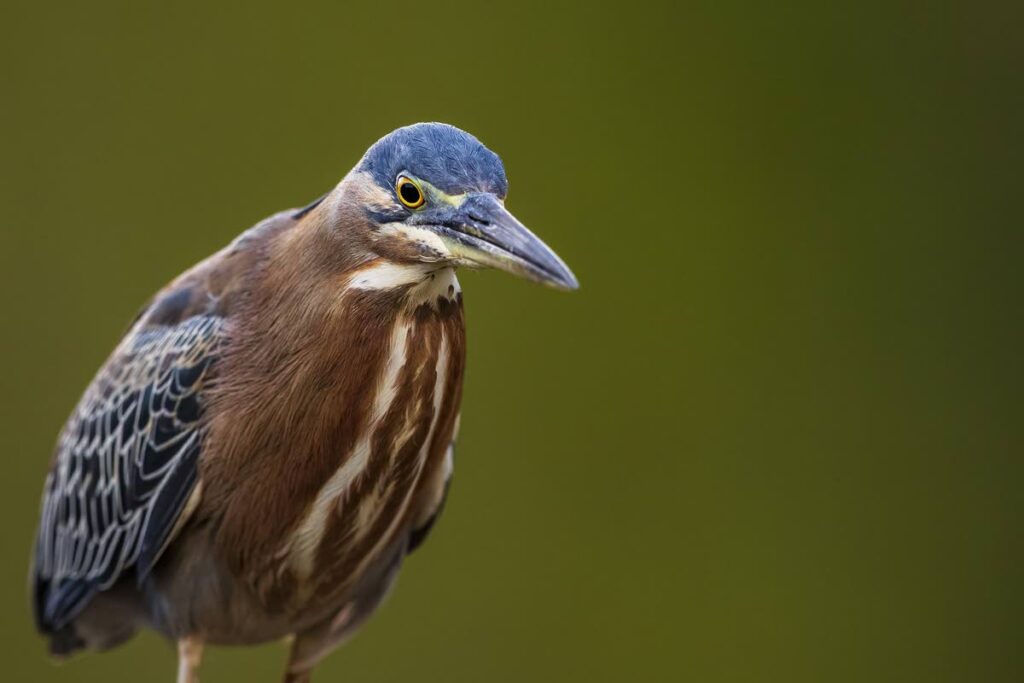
top-left (176, 636), bottom-right (204, 683)
top-left (283, 635), bottom-right (314, 683)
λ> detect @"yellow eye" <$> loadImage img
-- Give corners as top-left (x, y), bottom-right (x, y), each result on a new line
top-left (396, 176), bottom-right (425, 209)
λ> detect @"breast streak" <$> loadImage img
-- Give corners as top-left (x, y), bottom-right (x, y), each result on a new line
top-left (298, 289), bottom-right (464, 605)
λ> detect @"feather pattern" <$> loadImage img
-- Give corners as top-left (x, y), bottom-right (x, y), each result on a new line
top-left (34, 314), bottom-right (225, 630)
top-left (26, 124), bottom-right (572, 681)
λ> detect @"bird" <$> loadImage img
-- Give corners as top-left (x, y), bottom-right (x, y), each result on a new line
top-left (30, 122), bottom-right (577, 683)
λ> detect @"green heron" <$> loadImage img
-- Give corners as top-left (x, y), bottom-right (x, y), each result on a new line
top-left (31, 123), bottom-right (577, 682)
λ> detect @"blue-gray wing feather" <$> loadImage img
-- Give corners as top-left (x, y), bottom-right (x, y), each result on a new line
top-left (33, 315), bottom-right (225, 631)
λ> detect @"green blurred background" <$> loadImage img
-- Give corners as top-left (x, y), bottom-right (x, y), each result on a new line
top-left (1, 1), bottom-right (1021, 681)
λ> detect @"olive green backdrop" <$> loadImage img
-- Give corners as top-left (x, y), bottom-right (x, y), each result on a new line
top-left (1, 1), bottom-right (1021, 681)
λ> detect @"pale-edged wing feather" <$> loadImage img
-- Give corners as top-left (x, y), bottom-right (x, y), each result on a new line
top-left (33, 314), bottom-right (225, 631)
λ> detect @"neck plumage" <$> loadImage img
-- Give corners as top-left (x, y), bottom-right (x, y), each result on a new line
top-left (202, 214), bottom-right (465, 606)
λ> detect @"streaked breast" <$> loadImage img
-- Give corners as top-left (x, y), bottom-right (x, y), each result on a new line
top-left (287, 263), bottom-right (465, 601)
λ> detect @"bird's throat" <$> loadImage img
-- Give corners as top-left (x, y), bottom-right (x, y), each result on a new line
top-left (347, 261), bottom-right (461, 311)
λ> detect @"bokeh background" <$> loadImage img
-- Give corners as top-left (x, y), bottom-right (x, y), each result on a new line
top-left (1, 1), bottom-right (1021, 681)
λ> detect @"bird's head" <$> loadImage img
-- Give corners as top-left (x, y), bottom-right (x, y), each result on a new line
top-left (329, 123), bottom-right (578, 290)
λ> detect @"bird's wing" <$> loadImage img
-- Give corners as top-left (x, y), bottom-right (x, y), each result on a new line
top-left (30, 206), bottom-right (307, 635)
top-left (33, 312), bottom-right (226, 630)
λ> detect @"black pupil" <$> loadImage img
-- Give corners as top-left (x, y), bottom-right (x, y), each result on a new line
top-left (399, 182), bottom-right (421, 205)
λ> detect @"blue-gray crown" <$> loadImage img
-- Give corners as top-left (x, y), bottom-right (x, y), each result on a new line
top-left (358, 123), bottom-right (508, 197)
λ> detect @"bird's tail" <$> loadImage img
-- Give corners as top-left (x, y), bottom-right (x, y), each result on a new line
top-left (46, 623), bottom-right (87, 659)
top-left (32, 573), bottom-right (87, 658)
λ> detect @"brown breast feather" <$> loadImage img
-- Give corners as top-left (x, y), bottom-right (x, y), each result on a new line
top-left (194, 215), bottom-right (467, 612)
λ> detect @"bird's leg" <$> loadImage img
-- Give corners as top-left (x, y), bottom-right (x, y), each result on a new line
top-left (282, 604), bottom-right (357, 683)
top-left (283, 667), bottom-right (312, 683)
top-left (282, 634), bottom-right (318, 683)
top-left (176, 636), bottom-right (204, 683)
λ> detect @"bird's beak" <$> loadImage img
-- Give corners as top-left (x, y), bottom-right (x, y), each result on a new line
top-left (434, 193), bottom-right (579, 290)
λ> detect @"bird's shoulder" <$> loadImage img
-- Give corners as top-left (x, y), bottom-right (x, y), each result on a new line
top-left (31, 204), bottom-right (308, 633)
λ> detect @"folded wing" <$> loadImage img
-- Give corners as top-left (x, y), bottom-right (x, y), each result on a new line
top-left (33, 314), bottom-right (225, 631)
